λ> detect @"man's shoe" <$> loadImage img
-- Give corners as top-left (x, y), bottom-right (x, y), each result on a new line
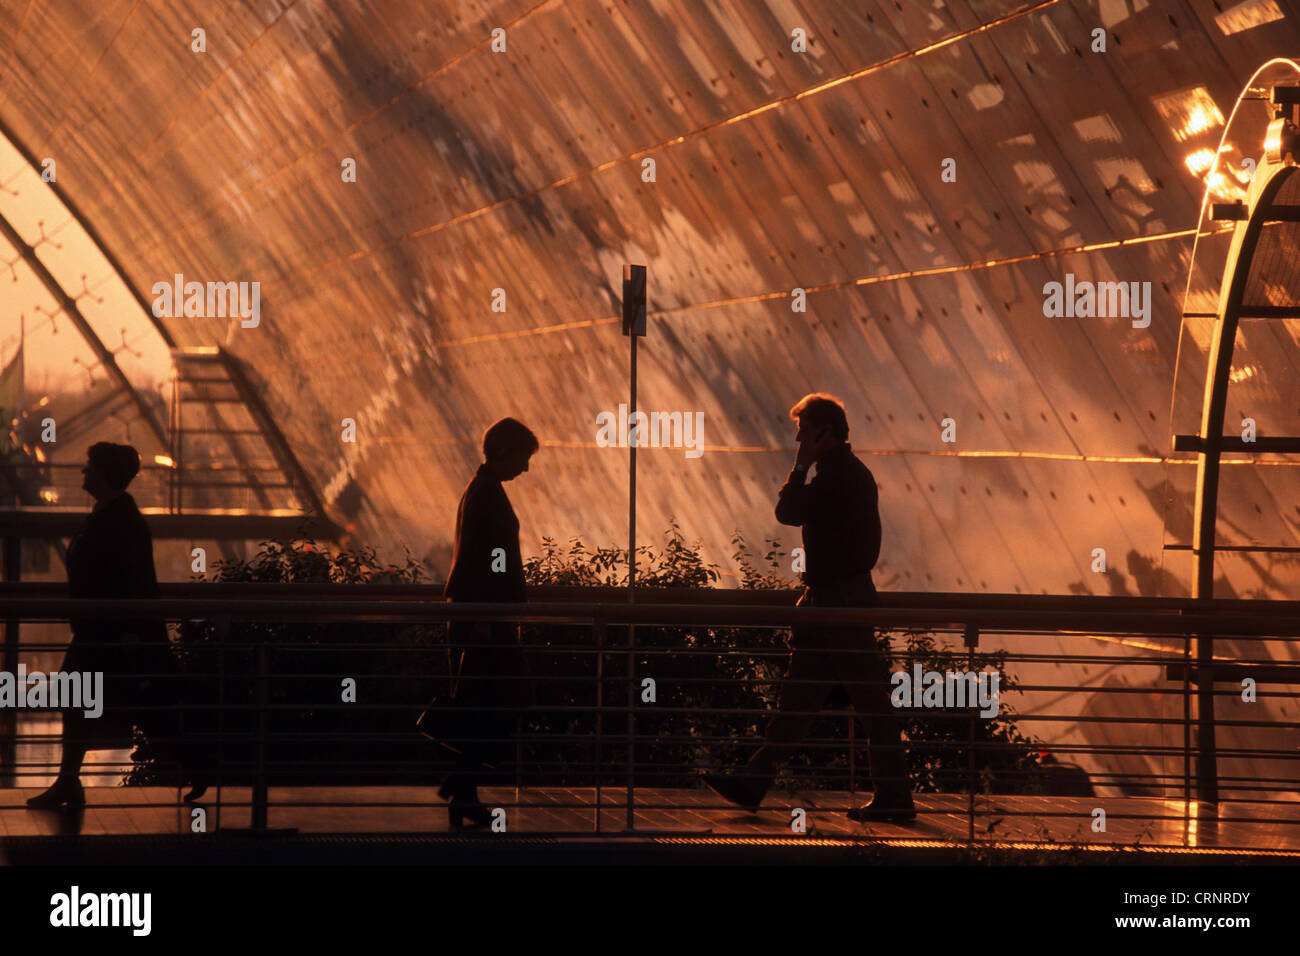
top-left (182, 779), bottom-right (208, 803)
top-left (25, 779), bottom-right (85, 810)
top-left (846, 791), bottom-right (916, 823)
top-left (703, 772), bottom-right (767, 813)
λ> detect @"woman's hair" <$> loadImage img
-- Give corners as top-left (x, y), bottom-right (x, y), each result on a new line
top-left (789, 393), bottom-right (849, 441)
top-left (86, 442), bottom-right (142, 491)
top-left (482, 418), bottom-right (539, 461)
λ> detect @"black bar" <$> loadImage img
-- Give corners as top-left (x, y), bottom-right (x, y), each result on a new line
top-left (6, 596), bottom-right (1300, 637)
top-left (1166, 662), bottom-right (1300, 684)
top-left (1, 535), bottom-right (19, 787)
top-left (1173, 434), bottom-right (1300, 453)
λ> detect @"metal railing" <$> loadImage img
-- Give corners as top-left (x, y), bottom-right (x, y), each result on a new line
top-left (1, 586), bottom-right (1299, 850)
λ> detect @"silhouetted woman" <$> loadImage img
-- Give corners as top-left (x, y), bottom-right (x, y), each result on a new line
top-left (438, 418), bottom-right (537, 828)
top-left (27, 443), bottom-right (180, 809)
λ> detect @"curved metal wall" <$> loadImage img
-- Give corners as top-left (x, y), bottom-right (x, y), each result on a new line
top-left (3, 0), bottom-right (1300, 600)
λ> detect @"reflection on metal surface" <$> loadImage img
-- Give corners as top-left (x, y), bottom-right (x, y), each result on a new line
top-left (1, 2), bottom-right (1298, 606)
top-left (1154, 87), bottom-right (1227, 143)
top-left (1216, 1), bottom-right (1287, 38)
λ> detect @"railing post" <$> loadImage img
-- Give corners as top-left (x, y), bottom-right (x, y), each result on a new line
top-left (1, 535), bottom-right (21, 788)
top-left (1182, 632), bottom-right (1192, 845)
top-left (964, 623), bottom-right (979, 844)
top-left (848, 709), bottom-right (855, 799)
top-left (252, 636), bottom-right (269, 832)
top-left (593, 617), bottom-right (604, 833)
top-left (1195, 630), bottom-right (1219, 808)
top-left (215, 614), bottom-right (229, 833)
top-left (626, 620), bottom-right (635, 831)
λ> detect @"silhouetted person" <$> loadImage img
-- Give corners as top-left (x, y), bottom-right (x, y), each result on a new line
top-left (705, 394), bottom-right (915, 822)
top-left (27, 443), bottom-right (179, 809)
top-left (437, 418), bottom-right (537, 828)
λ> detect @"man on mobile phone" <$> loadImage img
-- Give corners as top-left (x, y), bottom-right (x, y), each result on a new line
top-left (704, 393), bottom-right (915, 823)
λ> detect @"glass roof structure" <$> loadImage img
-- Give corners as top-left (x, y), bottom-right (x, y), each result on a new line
top-left (2, 0), bottom-right (1299, 601)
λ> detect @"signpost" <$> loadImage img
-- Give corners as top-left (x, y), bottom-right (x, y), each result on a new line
top-left (621, 264), bottom-right (645, 830)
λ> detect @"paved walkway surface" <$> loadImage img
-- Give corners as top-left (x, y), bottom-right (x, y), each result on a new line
top-left (1, 787), bottom-right (1297, 857)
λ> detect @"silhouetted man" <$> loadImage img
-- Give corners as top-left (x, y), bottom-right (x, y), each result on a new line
top-left (437, 417), bottom-right (537, 828)
top-left (705, 393), bottom-right (915, 822)
top-left (27, 442), bottom-right (177, 809)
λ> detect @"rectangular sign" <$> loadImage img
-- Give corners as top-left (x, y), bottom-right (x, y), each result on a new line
top-left (622, 264), bottom-right (646, 336)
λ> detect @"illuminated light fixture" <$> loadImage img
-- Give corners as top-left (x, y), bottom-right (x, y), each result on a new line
top-left (153, 454), bottom-right (176, 468)
top-left (1264, 118), bottom-right (1299, 165)
top-left (1153, 87), bottom-right (1226, 143)
top-left (1266, 85), bottom-right (1300, 164)
top-left (39, 487), bottom-right (58, 504)
top-left (1205, 171), bottom-right (1244, 203)
top-left (1211, 201), bottom-right (1249, 221)
top-left (1230, 161), bottom-right (1256, 185)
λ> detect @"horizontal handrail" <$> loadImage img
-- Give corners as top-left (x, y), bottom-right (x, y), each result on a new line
top-left (7, 595), bottom-right (1300, 636)
top-left (11, 579), bottom-right (1300, 614)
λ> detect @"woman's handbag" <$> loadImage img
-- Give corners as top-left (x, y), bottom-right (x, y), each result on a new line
top-left (416, 697), bottom-right (475, 755)
top-left (416, 648), bottom-right (476, 755)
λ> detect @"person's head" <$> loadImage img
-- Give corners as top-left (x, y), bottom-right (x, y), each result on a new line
top-left (482, 417), bottom-right (539, 481)
top-left (789, 393), bottom-right (849, 451)
top-left (83, 442), bottom-right (141, 501)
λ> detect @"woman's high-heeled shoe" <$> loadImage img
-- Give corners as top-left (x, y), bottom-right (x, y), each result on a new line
top-left (447, 795), bottom-right (492, 830)
top-left (183, 778), bottom-right (208, 802)
top-left (440, 776), bottom-right (491, 829)
top-left (25, 778), bottom-right (85, 810)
